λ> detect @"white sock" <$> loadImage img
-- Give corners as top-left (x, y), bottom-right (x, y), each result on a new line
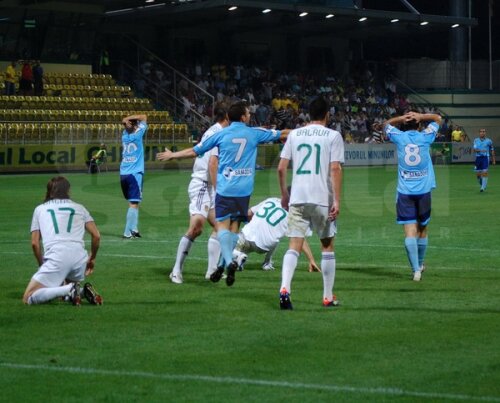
top-left (321, 252), bottom-right (336, 301)
top-left (207, 236), bottom-right (221, 275)
top-left (28, 284), bottom-right (73, 305)
top-left (173, 236), bottom-right (193, 274)
top-left (280, 249), bottom-right (300, 294)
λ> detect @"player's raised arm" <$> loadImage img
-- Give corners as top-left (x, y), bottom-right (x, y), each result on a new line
top-left (407, 112), bottom-right (442, 126)
top-left (122, 114), bottom-right (147, 124)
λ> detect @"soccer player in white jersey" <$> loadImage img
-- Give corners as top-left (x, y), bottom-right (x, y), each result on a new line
top-left (277, 97), bottom-right (344, 310)
top-left (473, 128), bottom-right (495, 192)
top-left (23, 177), bottom-right (102, 306)
top-left (169, 106), bottom-right (229, 284)
top-left (233, 196), bottom-right (320, 272)
top-left (382, 111), bottom-right (441, 282)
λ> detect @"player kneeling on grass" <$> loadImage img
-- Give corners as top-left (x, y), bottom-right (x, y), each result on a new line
top-left (232, 195), bottom-right (320, 273)
top-left (23, 176), bottom-right (102, 306)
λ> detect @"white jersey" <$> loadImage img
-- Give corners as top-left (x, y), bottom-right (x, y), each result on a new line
top-left (30, 199), bottom-right (94, 252)
top-left (280, 124), bottom-right (344, 207)
top-left (242, 197), bottom-right (288, 251)
top-left (191, 122), bottom-right (222, 182)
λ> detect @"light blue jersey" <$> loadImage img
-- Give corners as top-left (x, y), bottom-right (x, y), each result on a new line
top-left (473, 137), bottom-right (494, 158)
top-left (385, 122), bottom-right (438, 195)
top-left (120, 121), bottom-right (148, 175)
top-left (193, 122), bottom-right (280, 197)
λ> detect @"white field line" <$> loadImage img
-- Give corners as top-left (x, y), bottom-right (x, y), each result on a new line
top-left (0, 363), bottom-right (498, 402)
top-left (0, 239), bottom-right (497, 254)
top-left (1, 251), bottom-right (498, 271)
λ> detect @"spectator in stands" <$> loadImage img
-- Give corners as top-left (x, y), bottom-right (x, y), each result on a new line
top-left (451, 125), bottom-right (463, 142)
top-left (19, 61), bottom-right (33, 96)
top-left (33, 60), bottom-right (44, 96)
top-left (255, 102), bottom-right (270, 126)
top-left (100, 49), bottom-right (110, 74)
top-left (4, 60), bottom-right (17, 95)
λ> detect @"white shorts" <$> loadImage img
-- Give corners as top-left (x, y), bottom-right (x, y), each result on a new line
top-left (235, 233), bottom-right (268, 254)
top-left (287, 204), bottom-right (337, 239)
top-left (32, 245), bottom-right (88, 287)
top-left (188, 179), bottom-right (215, 218)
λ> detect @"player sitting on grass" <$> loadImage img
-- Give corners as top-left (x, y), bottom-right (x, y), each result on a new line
top-left (23, 176), bottom-right (102, 305)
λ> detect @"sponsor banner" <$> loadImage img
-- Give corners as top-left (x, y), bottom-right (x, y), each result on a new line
top-left (0, 144), bottom-right (195, 173)
top-left (451, 142), bottom-right (474, 163)
top-left (344, 144), bottom-right (397, 166)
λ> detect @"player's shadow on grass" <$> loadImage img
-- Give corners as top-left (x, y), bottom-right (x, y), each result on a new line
top-left (342, 266), bottom-right (404, 278)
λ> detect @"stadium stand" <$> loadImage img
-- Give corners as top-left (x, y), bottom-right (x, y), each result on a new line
top-left (0, 71), bottom-right (188, 144)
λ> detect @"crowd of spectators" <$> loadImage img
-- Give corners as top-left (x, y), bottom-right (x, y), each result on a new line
top-left (168, 63), bottom-right (446, 143)
top-left (3, 59), bottom-right (44, 96)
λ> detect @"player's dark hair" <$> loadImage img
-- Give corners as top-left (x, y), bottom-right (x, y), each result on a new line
top-left (309, 97), bottom-right (329, 121)
top-left (228, 101), bottom-right (248, 122)
top-left (402, 120), bottom-right (419, 131)
top-left (214, 104), bottom-right (228, 123)
top-left (45, 176), bottom-right (71, 201)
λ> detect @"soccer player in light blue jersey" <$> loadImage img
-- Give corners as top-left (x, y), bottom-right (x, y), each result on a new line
top-left (383, 111), bottom-right (441, 282)
top-left (473, 128), bottom-right (496, 192)
top-left (120, 114), bottom-right (148, 239)
top-left (157, 101), bottom-right (289, 286)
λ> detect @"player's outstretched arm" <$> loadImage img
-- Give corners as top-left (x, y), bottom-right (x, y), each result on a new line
top-left (156, 147), bottom-right (197, 161)
top-left (279, 129), bottom-right (291, 142)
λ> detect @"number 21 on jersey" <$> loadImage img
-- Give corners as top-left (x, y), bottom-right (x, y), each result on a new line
top-left (296, 143), bottom-right (321, 175)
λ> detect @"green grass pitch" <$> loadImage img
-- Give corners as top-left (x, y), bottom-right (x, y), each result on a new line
top-left (0, 165), bottom-right (499, 402)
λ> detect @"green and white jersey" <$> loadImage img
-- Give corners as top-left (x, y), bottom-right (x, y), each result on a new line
top-left (242, 197), bottom-right (288, 251)
top-left (281, 124), bottom-right (344, 207)
top-left (30, 199), bottom-right (94, 252)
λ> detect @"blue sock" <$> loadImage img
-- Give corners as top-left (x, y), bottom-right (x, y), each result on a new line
top-left (124, 208), bottom-right (135, 236)
top-left (129, 207), bottom-right (139, 231)
top-left (231, 232), bottom-right (239, 249)
top-left (404, 237), bottom-right (419, 272)
top-left (417, 237), bottom-right (428, 268)
top-left (217, 230), bottom-right (234, 269)
top-left (482, 177), bottom-right (488, 190)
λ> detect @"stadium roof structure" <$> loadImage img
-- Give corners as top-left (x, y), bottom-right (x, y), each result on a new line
top-left (0, 1), bottom-right (478, 35)
top-left (100, 0), bottom-right (478, 42)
